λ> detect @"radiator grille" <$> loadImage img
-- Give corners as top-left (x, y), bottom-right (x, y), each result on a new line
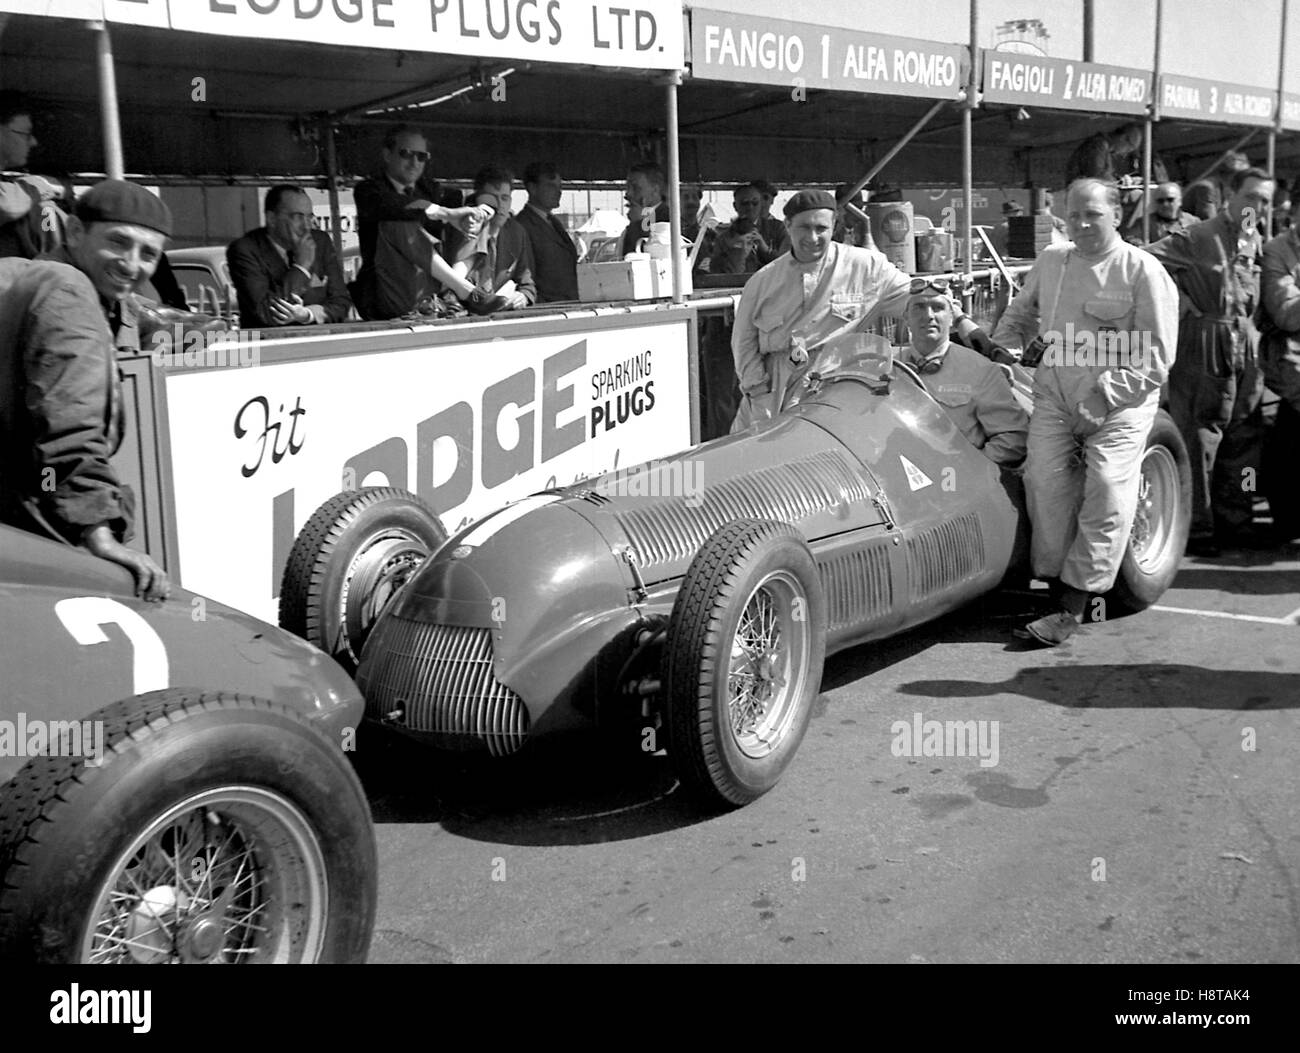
top-left (906, 514), bottom-right (985, 602)
top-left (819, 543), bottom-right (894, 630)
top-left (357, 618), bottom-right (529, 757)
top-left (611, 451), bottom-right (870, 567)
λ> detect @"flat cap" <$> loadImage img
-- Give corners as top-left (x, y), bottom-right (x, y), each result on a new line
top-left (783, 188), bottom-right (838, 218)
top-left (75, 179), bottom-right (173, 237)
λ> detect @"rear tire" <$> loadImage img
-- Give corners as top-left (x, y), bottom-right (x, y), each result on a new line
top-left (665, 520), bottom-right (826, 809)
top-left (280, 487), bottom-right (446, 673)
top-left (0, 689), bottom-right (376, 963)
top-left (1110, 410), bottom-right (1191, 613)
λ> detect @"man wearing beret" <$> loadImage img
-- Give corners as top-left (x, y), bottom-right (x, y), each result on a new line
top-left (0, 179), bottom-right (170, 600)
top-left (731, 188), bottom-right (991, 429)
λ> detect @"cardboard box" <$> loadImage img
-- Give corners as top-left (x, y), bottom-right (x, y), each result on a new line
top-left (577, 258), bottom-right (692, 302)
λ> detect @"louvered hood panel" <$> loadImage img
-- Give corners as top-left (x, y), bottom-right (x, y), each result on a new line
top-left (562, 416), bottom-right (885, 581)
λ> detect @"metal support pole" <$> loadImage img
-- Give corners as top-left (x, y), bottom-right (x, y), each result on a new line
top-left (1142, 118), bottom-right (1153, 243)
top-left (1269, 0), bottom-right (1289, 234)
top-left (1190, 129), bottom-right (1260, 185)
top-left (322, 117), bottom-right (344, 259)
top-left (840, 98), bottom-right (947, 206)
top-left (91, 21), bottom-right (125, 179)
top-left (1146, 0), bottom-right (1162, 245)
top-left (1083, 0), bottom-right (1095, 62)
top-left (963, 0), bottom-right (978, 287)
top-left (665, 73), bottom-right (684, 304)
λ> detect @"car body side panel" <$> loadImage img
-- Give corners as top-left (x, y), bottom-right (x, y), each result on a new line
top-left (354, 366), bottom-right (1031, 746)
top-left (0, 528), bottom-right (364, 782)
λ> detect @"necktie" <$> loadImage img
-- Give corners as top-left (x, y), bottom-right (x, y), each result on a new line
top-left (485, 234), bottom-right (498, 290)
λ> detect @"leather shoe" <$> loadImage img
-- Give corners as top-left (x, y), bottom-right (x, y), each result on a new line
top-left (1013, 610), bottom-right (1080, 646)
top-left (462, 288), bottom-right (509, 316)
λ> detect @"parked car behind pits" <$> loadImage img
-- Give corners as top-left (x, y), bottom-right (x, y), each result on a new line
top-left (0, 526), bottom-right (376, 963)
top-left (278, 332), bottom-right (1191, 812)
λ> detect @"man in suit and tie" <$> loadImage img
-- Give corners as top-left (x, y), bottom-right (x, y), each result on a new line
top-left (227, 184), bottom-right (353, 327)
top-left (350, 126), bottom-right (502, 319)
top-left (516, 161), bottom-right (577, 303)
top-left (443, 164), bottom-right (536, 310)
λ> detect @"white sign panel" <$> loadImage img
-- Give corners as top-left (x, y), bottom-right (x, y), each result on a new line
top-left (163, 318), bottom-right (692, 622)
top-left (105, 0), bottom-right (170, 27)
top-left (0, 0), bottom-right (101, 16)
top-left (162, 0), bottom-right (684, 71)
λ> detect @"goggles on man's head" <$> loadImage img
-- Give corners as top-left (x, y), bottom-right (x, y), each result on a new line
top-left (908, 276), bottom-right (963, 297)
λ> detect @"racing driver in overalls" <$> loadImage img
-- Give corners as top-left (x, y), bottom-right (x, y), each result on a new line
top-left (994, 178), bottom-right (1179, 645)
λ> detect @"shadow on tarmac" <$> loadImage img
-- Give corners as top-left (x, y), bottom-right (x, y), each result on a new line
top-left (351, 721), bottom-right (719, 845)
top-left (348, 575), bottom-right (1295, 844)
top-left (1171, 564), bottom-right (1300, 597)
top-left (897, 664), bottom-right (1300, 710)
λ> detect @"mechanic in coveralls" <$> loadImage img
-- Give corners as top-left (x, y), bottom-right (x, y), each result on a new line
top-left (1146, 167), bottom-right (1275, 555)
top-left (731, 188), bottom-right (993, 430)
top-left (993, 178), bottom-right (1178, 646)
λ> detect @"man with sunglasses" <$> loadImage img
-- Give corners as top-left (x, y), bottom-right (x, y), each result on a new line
top-left (1123, 181), bottom-right (1198, 246)
top-left (351, 125), bottom-right (506, 319)
top-left (904, 278), bottom-right (1028, 466)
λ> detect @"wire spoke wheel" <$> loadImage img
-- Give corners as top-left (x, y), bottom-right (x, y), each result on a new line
top-left (727, 572), bottom-right (809, 758)
top-left (82, 787), bottom-right (326, 964)
top-left (1129, 444), bottom-right (1178, 572)
top-left (0, 692), bottom-right (377, 964)
top-left (1110, 410), bottom-right (1192, 613)
top-left (666, 520), bottom-right (826, 809)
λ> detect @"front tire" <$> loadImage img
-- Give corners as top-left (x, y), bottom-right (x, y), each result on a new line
top-left (665, 520), bottom-right (827, 809)
top-left (0, 690), bottom-right (376, 964)
top-left (1110, 410), bottom-right (1191, 612)
top-left (280, 486), bottom-right (447, 673)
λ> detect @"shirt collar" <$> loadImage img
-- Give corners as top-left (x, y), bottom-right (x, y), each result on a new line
top-left (907, 339), bottom-right (950, 369)
top-left (265, 230), bottom-right (291, 262)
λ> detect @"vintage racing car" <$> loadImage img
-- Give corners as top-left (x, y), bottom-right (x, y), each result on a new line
top-left (0, 525), bottom-right (376, 963)
top-left (279, 334), bottom-right (1191, 810)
